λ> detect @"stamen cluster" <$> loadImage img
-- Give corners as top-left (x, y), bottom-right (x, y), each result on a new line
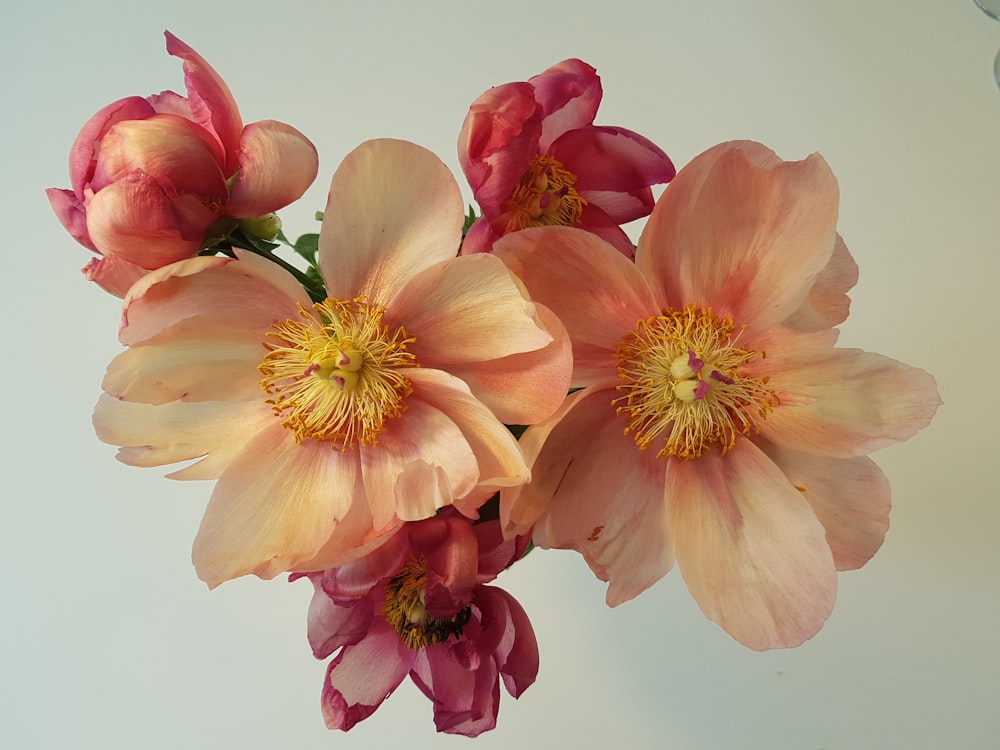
top-left (505, 154), bottom-right (587, 232)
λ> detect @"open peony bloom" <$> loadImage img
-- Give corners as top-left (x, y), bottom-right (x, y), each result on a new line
top-left (46, 31), bottom-right (318, 297)
top-left (93, 138), bottom-right (572, 587)
top-left (458, 59), bottom-right (676, 257)
top-left (494, 140), bottom-right (941, 650)
top-left (303, 511), bottom-right (537, 737)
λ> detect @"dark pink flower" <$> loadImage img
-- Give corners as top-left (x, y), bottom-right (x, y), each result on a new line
top-left (46, 31), bottom-right (318, 296)
top-left (458, 59), bottom-right (675, 257)
top-left (304, 512), bottom-right (537, 737)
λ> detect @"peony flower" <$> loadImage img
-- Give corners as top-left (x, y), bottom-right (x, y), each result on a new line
top-left (494, 140), bottom-right (941, 650)
top-left (46, 31), bottom-right (318, 297)
top-left (303, 511), bottom-right (537, 737)
top-left (93, 138), bottom-right (572, 587)
top-left (458, 58), bottom-right (676, 257)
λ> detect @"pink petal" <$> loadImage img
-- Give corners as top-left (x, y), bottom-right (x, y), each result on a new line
top-left (783, 234), bottom-right (859, 333)
top-left (164, 30), bottom-right (243, 171)
top-left (225, 120), bottom-right (319, 217)
top-left (458, 217), bottom-right (499, 256)
top-left (413, 642), bottom-right (500, 737)
top-left (359, 395), bottom-right (478, 525)
top-left (530, 59), bottom-right (602, 151)
top-left (387, 253), bottom-right (553, 365)
top-left (752, 344), bottom-right (942, 458)
top-left (46, 188), bottom-right (96, 251)
top-left (319, 139), bottom-right (464, 306)
top-left (493, 226), bottom-right (659, 387)
top-left (519, 385), bottom-right (675, 605)
top-left (306, 586), bottom-right (375, 659)
top-left (667, 437), bottom-right (838, 650)
top-left (321, 618), bottom-right (415, 731)
top-left (446, 303), bottom-right (572, 425)
top-left (637, 140), bottom-right (839, 335)
top-left (404, 369), bottom-right (528, 514)
top-left (756, 438), bottom-right (891, 571)
top-left (92, 393), bottom-right (273, 478)
top-left (550, 125), bottom-right (675, 204)
top-left (66, 96), bottom-right (155, 195)
top-left (477, 586), bottom-right (538, 698)
top-left (316, 532), bottom-right (408, 603)
top-left (458, 81), bottom-right (542, 217)
top-left (192, 426), bottom-right (363, 586)
top-left (81, 255), bottom-right (147, 298)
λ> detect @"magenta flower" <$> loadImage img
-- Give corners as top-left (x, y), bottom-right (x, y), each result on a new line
top-left (93, 139), bottom-right (572, 587)
top-left (458, 58), bottom-right (676, 257)
top-left (46, 31), bottom-right (318, 296)
top-left (495, 141), bottom-right (941, 650)
top-left (304, 512), bottom-right (537, 737)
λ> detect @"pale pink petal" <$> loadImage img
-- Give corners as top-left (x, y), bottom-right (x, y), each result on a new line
top-left (321, 618), bottom-right (415, 731)
top-left (387, 253), bottom-right (553, 365)
top-left (756, 439), bottom-right (891, 571)
top-left (752, 345), bottom-right (942, 458)
top-left (446, 303), bottom-right (572, 425)
top-left (522, 385), bottom-right (675, 605)
top-left (531, 58), bottom-right (602, 150)
top-left (359, 396), bottom-right (478, 525)
top-left (306, 587), bottom-right (375, 659)
top-left (637, 141), bottom-right (839, 335)
top-left (225, 120), bottom-right (319, 217)
top-left (67, 96), bottom-right (155, 194)
top-left (92, 393), bottom-right (273, 478)
top-left (119, 251), bottom-right (308, 346)
top-left (192, 426), bottom-right (362, 586)
top-left (575, 201), bottom-right (639, 257)
top-left (493, 226), bottom-right (659, 387)
top-left (47, 188), bottom-right (95, 251)
top-left (458, 82), bottom-right (541, 216)
top-left (316, 533), bottom-right (408, 602)
top-left (319, 139), bottom-right (464, 306)
top-left (550, 125), bottom-right (675, 203)
top-left (164, 30), bottom-right (243, 171)
top-left (404, 369), bottom-right (528, 514)
top-left (458, 217), bottom-right (499, 256)
top-left (81, 254), bottom-right (147, 298)
top-left (667, 437), bottom-right (837, 650)
top-left (783, 234), bottom-right (859, 332)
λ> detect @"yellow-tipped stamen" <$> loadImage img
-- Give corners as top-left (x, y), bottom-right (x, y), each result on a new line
top-left (381, 557), bottom-right (472, 650)
top-left (614, 305), bottom-right (775, 459)
top-left (258, 297), bottom-right (416, 449)
top-left (504, 154), bottom-right (588, 232)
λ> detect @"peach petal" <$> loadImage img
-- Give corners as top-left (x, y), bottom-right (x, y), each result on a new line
top-left (783, 234), bottom-right (858, 332)
top-left (446, 303), bottom-right (572, 425)
top-left (92, 394), bottom-right (273, 479)
top-left (387, 253), bottom-right (552, 364)
top-left (667, 438), bottom-right (837, 650)
top-left (637, 141), bottom-right (839, 335)
top-left (226, 120), bottom-right (319, 217)
top-left (757, 439), bottom-right (891, 571)
top-left (516, 386), bottom-right (674, 604)
top-left (493, 226), bottom-right (659, 386)
top-left (754, 346), bottom-right (942, 458)
top-left (192, 426), bottom-right (362, 586)
top-left (81, 254), bottom-right (147, 298)
top-left (319, 139), bottom-right (464, 306)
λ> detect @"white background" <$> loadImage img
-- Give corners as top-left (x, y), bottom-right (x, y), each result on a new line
top-left (2, 1), bottom-right (997, 748)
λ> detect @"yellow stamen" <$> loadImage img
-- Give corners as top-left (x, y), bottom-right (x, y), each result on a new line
top-left (504, 154), bottom-right (588, 232)
top-left (381, 557), bottom-right (472, 650)
top-left (258, 298), bottom-right (416, 449)
top-left (614, 305), bottom-right (775, 459)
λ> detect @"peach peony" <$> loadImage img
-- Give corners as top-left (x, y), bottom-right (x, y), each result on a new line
top-left (93, 138), bottom-right (571, 587)
top-left (495, 140), bottom-right (941, 650)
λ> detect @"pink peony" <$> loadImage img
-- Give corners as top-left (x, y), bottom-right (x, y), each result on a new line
top-left (303, 512), bottom-right (537, 737)
top-left (93, 138), bottom-right (572, 587)
top-left (458, 59), bottom-right (676, 257)
top-left (494, 140), bottom-right (941, 650)
top-left (47, 31), bottom-right (318, 297)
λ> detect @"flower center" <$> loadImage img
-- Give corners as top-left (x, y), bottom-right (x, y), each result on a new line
top-left (381, 557), bottom-right (472, 650)
top-left (614, 305), bottom-right (775, 459)
top-left (504, 154), bottom-right (588, 232)
top-left (258, 297), bottom-right (416, 449)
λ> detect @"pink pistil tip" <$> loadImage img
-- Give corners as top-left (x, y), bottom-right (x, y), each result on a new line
top-left (687, 350), bottom-right (705, 373)
top-left (338, 351), bottom-right (351, 366)
top-left (710, 369), bottom-right (734, 385)
top-left (331, 375), bottom-right (346, 389)
top-left (304, 363), bottom-right (320, 376)
top-left (693, 380), bottom-right (710, 400)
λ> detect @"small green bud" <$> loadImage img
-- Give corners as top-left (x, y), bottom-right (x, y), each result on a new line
top-left (239, 213), bottom-right (283, 242)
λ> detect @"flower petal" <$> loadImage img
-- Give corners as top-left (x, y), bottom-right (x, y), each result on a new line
top-left (81, 254), bottom-right (147, 298)
top-left (319, 139), bottom-right (464, 306)
top-left (530, 58), bottom-right (602, 150)
top-left (306, 584), bottom-right (375, 659)
top-left (46, 188), bottom-right (96, 251)
top-left (226, 120), bottom-right (319, 217)
top-left (667, 437), bottom-right (837, 650)
top-left (783, 233), bottom-right (859, 332)
top-left (756, 439), bottom-right (891, 571)
top-left (66, 96), bottom-right (156, 195)
top-left (637, 140), bottom-right (839, 334)
top-left (753, 345), bottom-right (942, 458)
top-left (494, 226), bottom-right (659, 387)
